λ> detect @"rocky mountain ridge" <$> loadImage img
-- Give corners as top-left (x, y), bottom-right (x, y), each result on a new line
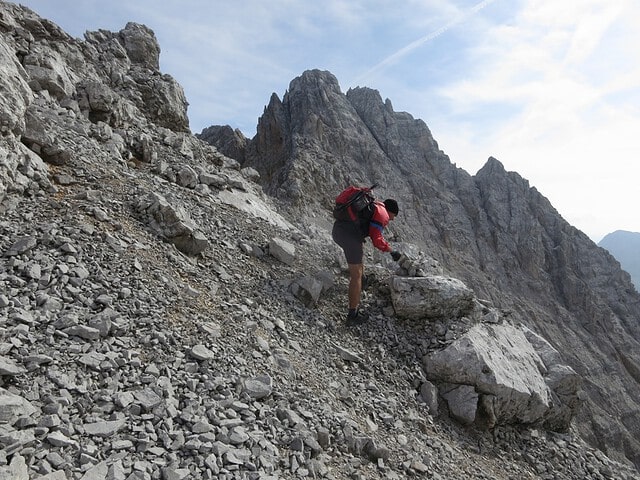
top-left (202, 68), bottom-right (640, 470)
top-left (1, 1), bottom-right (639, 479)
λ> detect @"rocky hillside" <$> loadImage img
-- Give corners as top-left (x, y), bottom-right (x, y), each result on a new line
top-left (202, 68), bottom-right (640, 471)
top-left (599, 231), bottom-right (640, 290)
top-left (1, 1), bottom-right (639, 479)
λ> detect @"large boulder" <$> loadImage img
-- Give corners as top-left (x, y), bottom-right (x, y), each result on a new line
top-left (390, 275), bottom-right (474, 320)
top-left (423, 323), bottom-right (582, 431)
top-left (118, 22), bottom-right (160, 70)
top-left (0, 389), bottom-right (39, 424)
top-left (22, 46), bottom-right (75, 99)
top-left (136, 192), bottom-right (210, 256)
top-left (22, 106), bottom-right (72, 165)
top-left (132, 71), bottom-right (190, 133)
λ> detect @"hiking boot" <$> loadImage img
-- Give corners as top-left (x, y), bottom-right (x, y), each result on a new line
top-left (346, 309), bottom-right (369, 326)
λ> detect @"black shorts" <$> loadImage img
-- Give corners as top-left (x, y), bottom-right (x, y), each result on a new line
top-left (332, 221), bottom-right (365, 264)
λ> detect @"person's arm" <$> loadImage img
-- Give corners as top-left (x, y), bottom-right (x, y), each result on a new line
top-left (369, 221), bottom-right (391, 252)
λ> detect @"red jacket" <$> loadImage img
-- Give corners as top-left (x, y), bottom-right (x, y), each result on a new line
top-left (368, 201), bottom-right (392, 252)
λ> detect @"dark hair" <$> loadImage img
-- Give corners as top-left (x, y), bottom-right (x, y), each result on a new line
top-left (383, 199), bottom-right (399, 215)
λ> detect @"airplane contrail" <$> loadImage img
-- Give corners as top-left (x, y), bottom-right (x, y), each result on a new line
top-left (353, 0), bottom-right (498, 85)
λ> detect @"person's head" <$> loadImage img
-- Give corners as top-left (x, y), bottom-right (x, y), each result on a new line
top-left (383, 199), bottom-right (399, 220)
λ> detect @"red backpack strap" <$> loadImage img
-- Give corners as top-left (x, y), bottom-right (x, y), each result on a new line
top-left (334, 186), bottom-right (362, 221)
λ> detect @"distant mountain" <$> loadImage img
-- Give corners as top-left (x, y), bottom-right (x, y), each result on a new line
top-left (599, 230), bottom-right (640, 289)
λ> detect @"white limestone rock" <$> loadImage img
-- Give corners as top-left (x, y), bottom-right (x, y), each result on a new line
top-left (269, 237), bottom-right (295, 266)
top-left (390, 275), bottom-right (474, 320)
top-left (424, 323), bottom-right (582, 430)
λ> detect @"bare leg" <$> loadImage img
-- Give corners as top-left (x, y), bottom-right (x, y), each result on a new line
top-left (348, 263), bottom-right (364, 310)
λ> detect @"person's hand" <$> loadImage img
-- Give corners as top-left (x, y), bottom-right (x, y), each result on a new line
top-left (390, 251), bottom-right (402, 261)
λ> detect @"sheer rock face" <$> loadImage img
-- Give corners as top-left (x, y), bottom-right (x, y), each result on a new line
top-left (204, 69), bottom-right (640, 468)
top-left (0, 38), bottom-right (32, 137)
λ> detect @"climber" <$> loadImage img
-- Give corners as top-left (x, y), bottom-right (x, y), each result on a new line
top-left (332, 196), bottom-right (401, 325)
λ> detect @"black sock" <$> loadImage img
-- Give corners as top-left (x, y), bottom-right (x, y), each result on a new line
top-left (348, 308), bottom-right (357, 317)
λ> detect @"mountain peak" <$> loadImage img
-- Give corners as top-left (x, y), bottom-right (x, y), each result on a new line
top-left (288, 69), bottom-right (342, 95)
top-left (479, 155), bottom-right (505, 173)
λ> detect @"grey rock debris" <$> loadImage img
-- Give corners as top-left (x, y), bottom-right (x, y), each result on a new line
top-left (0, 2), bottom-right (638, 480)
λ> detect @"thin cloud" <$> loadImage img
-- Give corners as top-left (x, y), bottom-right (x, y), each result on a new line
top-left (353, 0), bottom-right (498, 85)
top-left (432, 0), bottom-right (640, 240)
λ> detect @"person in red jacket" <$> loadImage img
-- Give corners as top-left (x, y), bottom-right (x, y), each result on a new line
top-left (332, 198), bottom-right (400, 325)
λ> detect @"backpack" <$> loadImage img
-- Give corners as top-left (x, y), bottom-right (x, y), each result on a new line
top-left (333, 184), bottom-right (377, 223)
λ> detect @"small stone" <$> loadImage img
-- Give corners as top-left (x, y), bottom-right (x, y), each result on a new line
top-left (0, 295), bottom-right (9, 307)
top-left (63, 325), bottom-right (101, 341)
top-left (94, 294), bottom-right (113, 306)
top-left (87, 315), bottom-right (112, 337)
top-left (0, 455), bottom-right (28, 480)
top-left (268, 237), bottom-right (295, 265)
top-left (191, 421), bottom-right (212, 433)
top-left (0, 391), bottom-right (38, 424)
top-left (23, 354), bottom-right (54, 366)
top-left (133, 388), bottom-right (163, 410)
top-left (93, 208), bottom-right (109, 221)
top-left (335, 345), bottom-right (362, 363)
top-left (228, 426), bottom-right (249, 445)
top-left (83, 419), bottom-right (126, 437)
top-left (0, 388), bottom-right (38, 424)
top-left (107, 460), bottom-right (126, 480)
top-left (46, 431), bottom-right (78, 448)
top-left (72, 266), bottom-right (91, 279)
top-left (0, 356), bottom-right (27, 376)
top-left (78, 352), bottom-right (106, 369)
top-left (60, 242), bottom-right (77, 254)
top-left (45, 452), bottom-right (66, 468)
top-left (242, 374), bottom-right (273, 399)
top-left (190, 344), bottom-right (215, 361)
top-left (4, 237), bottom-right (37, 256)
top-left (316, 427), bottom-right (331, 449)
top-left (200, 322), bottom-right (221, 338)
top-left (111, 439), bottom-right (134, 450)
top-left (38, 414), bottom-right (61, 428)
top-left (223, 450), bottom-right (245, 465)
top-left (79, 461), bottom-right (108, 480)
top-left (161, 467), bottom-right (190, 480)
top-left (411, 459), bottom-right (430, 473)
top-left (290, 437), bottom-right (304, 451)
top-left (25, 263), bottom-right (41, 279)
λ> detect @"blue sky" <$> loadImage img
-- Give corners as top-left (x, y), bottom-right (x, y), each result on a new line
top-left (16, 0), bottom-right (640, 242)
